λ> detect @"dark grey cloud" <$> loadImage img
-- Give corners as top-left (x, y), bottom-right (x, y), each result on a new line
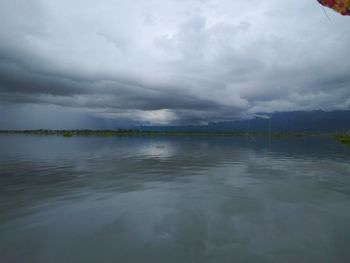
top-left (0, 0), bottom-right (350, 128)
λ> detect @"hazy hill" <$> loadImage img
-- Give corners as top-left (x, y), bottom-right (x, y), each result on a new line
top-left (139, 110), bottom-right (350, 133)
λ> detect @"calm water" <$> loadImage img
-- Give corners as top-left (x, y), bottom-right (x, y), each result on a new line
top-left (0, 135), bottom-right (350, 263)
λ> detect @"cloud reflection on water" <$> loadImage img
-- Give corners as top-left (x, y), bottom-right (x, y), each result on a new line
top-left (0, 135), bottom-right (350, 262)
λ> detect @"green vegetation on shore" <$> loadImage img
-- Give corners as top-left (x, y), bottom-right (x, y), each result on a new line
top-left (0, 129), bottom-right (247, 137)
top-left (0, 129), bottom-right (324, 138)
top-left (0, 129), bottom-right (350, 146)
top-left (3, 129), bottom-right (349, 149)
top-left (334, 134), bottom-right (350, 146)
top-left (2, 129), bottom-right (350, 146)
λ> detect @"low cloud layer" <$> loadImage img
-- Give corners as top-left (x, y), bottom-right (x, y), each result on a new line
top-left (1, 0), bottom-right (350, 128)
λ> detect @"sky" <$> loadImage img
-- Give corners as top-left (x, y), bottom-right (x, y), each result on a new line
top-left (0, 0), bottom-right (350, 129)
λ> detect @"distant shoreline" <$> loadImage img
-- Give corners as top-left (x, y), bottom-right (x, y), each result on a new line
top-left (1, 130), bottom-right (349, 146)
top-left (0, 129), bottom-right (322, 136)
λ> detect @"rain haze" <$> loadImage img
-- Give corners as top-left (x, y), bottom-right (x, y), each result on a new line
top-left (0, 0), bottom-right (350, 129)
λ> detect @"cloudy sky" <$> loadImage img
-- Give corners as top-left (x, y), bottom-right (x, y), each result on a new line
top-left (0, 0), bottom-right (349, 129)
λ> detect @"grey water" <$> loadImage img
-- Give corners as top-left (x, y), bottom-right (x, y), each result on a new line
top-left (0, 135), bottom-right (350, 263)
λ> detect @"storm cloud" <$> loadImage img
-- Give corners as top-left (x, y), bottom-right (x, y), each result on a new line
top-left (1, 0), bottom-right (350, 128)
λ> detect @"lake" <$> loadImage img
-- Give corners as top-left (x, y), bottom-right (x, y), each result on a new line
top-left (0, 135), bottom-right (350, 263)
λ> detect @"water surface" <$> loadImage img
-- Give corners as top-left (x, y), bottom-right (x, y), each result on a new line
top-left (0, 135), bottom-right (350, 262)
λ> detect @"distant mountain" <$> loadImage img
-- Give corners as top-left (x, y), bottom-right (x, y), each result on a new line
top-left (139, 110), bottom-right (350, 133)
